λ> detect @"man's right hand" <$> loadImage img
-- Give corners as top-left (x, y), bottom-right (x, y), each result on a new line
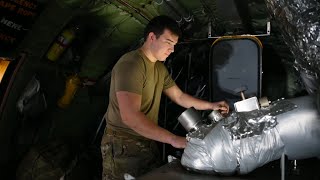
top-left (170, 135), bottom-right (187, 148)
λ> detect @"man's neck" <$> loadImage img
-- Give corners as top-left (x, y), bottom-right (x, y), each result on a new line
top-left (140, 44), bottom-right (157, 63)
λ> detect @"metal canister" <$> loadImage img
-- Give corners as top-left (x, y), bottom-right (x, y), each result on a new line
top-left (178, 107), bottom-right (202, 131)
top-left (46, 26), bottom-right (77, 61)
top-left (208, 110), bottom-right (224, 123)
top-left (57, 74), bottom-right (81, 108)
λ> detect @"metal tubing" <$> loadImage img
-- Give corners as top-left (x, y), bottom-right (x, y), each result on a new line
top-left (164, 0), bottom-right (193, 22)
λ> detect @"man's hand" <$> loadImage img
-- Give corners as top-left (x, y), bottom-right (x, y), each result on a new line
top-left (170, 135), bottom-right (187, 149)
top-left (212, 101), bottom-right (229, 114)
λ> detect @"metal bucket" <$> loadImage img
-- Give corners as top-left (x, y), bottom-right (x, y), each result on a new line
top-left (178, 107), bottom-right (202, 131)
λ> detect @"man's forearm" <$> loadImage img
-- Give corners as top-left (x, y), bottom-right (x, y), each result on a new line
top-left (177, 93), bottom-right (213, 110)
top-left (122, 111), bottom-right (178, 145)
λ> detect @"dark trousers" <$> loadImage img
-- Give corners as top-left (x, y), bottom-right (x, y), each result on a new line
top-left (101, 128), bottom-right (162, 180)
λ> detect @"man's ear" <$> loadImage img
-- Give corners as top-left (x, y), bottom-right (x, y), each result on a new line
top-left (149, 32), bottom-right (156, 41)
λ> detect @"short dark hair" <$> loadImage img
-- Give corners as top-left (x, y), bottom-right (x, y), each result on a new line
top-left (143, 15), bottom-right (182, 41)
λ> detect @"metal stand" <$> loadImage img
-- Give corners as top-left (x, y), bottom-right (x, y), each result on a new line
top-left (281, 153), bottom-right (285, 180)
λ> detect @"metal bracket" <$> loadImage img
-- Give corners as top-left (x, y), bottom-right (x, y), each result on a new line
top-left (208, 21), bottom-right (271, 38)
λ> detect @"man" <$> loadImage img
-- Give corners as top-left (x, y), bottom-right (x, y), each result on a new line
top-left (101, 15), bottom-right (229, 179)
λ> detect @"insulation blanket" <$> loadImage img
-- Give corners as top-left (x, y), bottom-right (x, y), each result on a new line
top-left (181, 96), bottom-right (320, 174)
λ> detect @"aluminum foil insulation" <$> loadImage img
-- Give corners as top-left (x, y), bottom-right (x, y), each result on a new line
top-left (181, 95), bottom-right (320, 175)
top-left (264, 0), bottom-right (320, 94)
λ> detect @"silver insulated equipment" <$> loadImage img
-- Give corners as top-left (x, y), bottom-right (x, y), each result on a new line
top-left (181, 95), bottom-right (320, 175)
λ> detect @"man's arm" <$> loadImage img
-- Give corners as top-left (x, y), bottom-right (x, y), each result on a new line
top-left (163, 85), bottom-right (229, 114)
top-left (116, 91), bottom-right (186, 148)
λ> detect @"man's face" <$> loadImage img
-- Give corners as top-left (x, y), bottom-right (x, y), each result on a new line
top-left (150, 29), bottom-right (179, 61)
